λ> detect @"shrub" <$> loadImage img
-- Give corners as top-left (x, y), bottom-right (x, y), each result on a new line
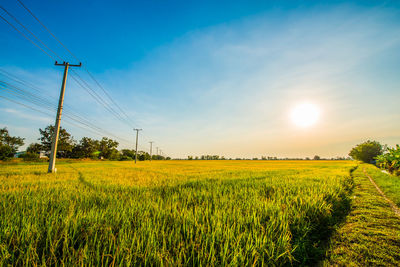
top-left (375, 145), bottom-right (400, 175)
top-left (119, 155), bottom-right (133, 161)
top-left (19, 152), bottom-right (40, 162)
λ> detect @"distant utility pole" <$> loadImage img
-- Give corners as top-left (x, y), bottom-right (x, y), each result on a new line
top-left (156, 147), bottom-right (159, 157)
top-left (48, 61), bottom-right (81, 173)
top-left (149, 141), bottom-right (154, 161)
top-left (134, 128), bottom-right (142, 164)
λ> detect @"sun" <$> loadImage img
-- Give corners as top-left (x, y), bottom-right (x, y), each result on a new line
top-left (290, 102), bottom-right (320, 127)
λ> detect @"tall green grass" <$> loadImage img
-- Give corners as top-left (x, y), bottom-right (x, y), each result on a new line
top-left (0, 160), bottom-right (355, 265)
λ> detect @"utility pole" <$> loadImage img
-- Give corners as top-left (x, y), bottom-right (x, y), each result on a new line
top-left (156, 147), bottom-right (159, 157)
top-left (149, 141), bottom-right (154, 161)
top-left (48, 61), bottom-right (81, 173)
top-left (134, 128), bottom-right (142, 164)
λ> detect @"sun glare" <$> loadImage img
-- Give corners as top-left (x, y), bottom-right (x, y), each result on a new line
top-left (290, 102), bottom-right (320, 127)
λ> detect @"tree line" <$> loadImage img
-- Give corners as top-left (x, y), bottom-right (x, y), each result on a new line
top-left (0, 126), bottom-right (169, 161)
top-left (349, 140), bottom-right (400, 176)
top-left (187, 155), bottom-right (349, 160)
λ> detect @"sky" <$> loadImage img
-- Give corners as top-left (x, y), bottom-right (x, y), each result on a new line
top-left (1, 0), bottom-right (400, 158)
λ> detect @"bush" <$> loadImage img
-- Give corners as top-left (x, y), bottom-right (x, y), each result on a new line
top-left (19, 152), bottom-right (40, 162)
top-left (375, 145), bottom-right (400, 175)
top-left (349, 140), bottom-right (383, 163)
top-left (119, 155), bottom-right (133, 161)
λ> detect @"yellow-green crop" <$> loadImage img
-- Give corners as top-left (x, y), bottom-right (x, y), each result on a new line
top-left (0, 160), bottom-right (355, 265)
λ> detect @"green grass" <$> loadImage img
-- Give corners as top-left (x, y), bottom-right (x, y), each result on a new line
top-left (0, 160), bottom-right (355, 265)
top-left (323, 164), bottom-right (400, 266)
top-left (363, 164), bottom-right (400, 206)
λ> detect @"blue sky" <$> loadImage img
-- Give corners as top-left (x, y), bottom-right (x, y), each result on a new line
top-left (1, 0), bottom-right (400, 158)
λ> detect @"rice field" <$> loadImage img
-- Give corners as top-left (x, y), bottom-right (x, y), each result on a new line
top-left (0, 160), bottom-right (356, 265)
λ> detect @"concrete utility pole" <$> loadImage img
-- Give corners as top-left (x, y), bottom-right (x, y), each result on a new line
top-left (48, 61), bottom-right (81, 173)
top-left (149, 141), bottom-right (154, 161)
top-left (134, 128), bottom-right (142, 164)
top-left (156, 147), bottom-right (159, 157)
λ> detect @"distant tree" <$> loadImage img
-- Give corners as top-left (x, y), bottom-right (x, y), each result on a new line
top-left (19, 152), bottom-right (40, 161)
top-left (121, 149), bottom-right (135, 160)
top-left (26, 143), bottom-right (43, 154)
top-left (0, 128), bottom-right (24, 160)
top-left (137, 151), bottom-right (150, 161)
top-left (188, 156), bottom-right (193, 160)
top-left (72, 137), bottom-right (99, 158)
top-left (349, 140), bottom-right (384, 163)
top-left (39, 125), bottom-right (75, 157)
top-left (98, 137), bottom-right (119, 159)
top-left (313, 155), bottom-right (321, 160)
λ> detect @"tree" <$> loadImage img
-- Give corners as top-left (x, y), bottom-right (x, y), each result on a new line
top-left (0, 128), bottom-right (24, 160)
top-left (98, 137), bottom-right (119, 159)
top-left (313, 155), bottom-right (321, 160)
top-left (121, 149), bottom-right (135, 160)
top-left (349, 140), bottom-right (383, 163)
top-left (72, 137), bottom-right (99, 158)
top-left (137, 151), bottom-right (150, 161)
top-left (39, 125), bottom-right (75, 157)
top-left (26, 143), bottom-right (43, 154)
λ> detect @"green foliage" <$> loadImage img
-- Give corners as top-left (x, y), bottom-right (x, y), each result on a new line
top-left (39, 125), bottom-right (75, 157)
top-left (72, 137), bottom-right (99, 159)
top-left (19, 152), bottom-right (40, 161)
top-left (121, 149), bottom-right (135, 159)
top-left (0, 128), bottom-right (24, 160)
top-left (119, 155), bottom-right (132, 161)
top-left (26, 143), bottom-right (43, 154)
top-left (349, 140), bottom-right (383, 163)
top-left (375, 145), bottom-right (400, 175)
top-left (137, 151), bottom-right (150, 161)
top-left (98, 137), bottom-right (119, 159)
top-left (0, 144), bottom-right (13, 160)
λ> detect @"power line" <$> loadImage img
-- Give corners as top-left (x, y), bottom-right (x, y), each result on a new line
top-left (68, 70), bottom-right (131, 126)
top-left (0, 81), bottom-right (132, 145)
top-left (0, 5), bottom-right (61, 60)
top-left (0, 11), bottom-right (134, 143)
top-left (0, 95), bottom-right (128, 143)
top-left (16, 0), bottom-right (78, 60)
top-left (0, 13), bottom-right (55, 60)
top-left (1, 5), bottom-right (136, 130)
top-left (2, 1), bottom-right (159, 152)
top-left (16, 0), bottom-right (138, 129)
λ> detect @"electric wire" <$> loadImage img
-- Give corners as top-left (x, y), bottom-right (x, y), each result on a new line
top-left (0, 7), bottom-right (134, 129)
top-left (16, 0), bottom-right (138, 129)
top-left (0, 13), bottom-right (55, 60)
top-left (0, 5), bottom-right (60, 60)
top-left (0, 82), bottom-right (132, 145)
top-left (2, 1), bottom-right (158, 153)
top-left (0, 95), bottom-right (126, 142)
top-left (0, 72), bottom-right (133, 146)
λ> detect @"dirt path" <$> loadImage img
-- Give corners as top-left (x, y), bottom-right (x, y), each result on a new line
top-left (363, 168), bottom-right (400, 217)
